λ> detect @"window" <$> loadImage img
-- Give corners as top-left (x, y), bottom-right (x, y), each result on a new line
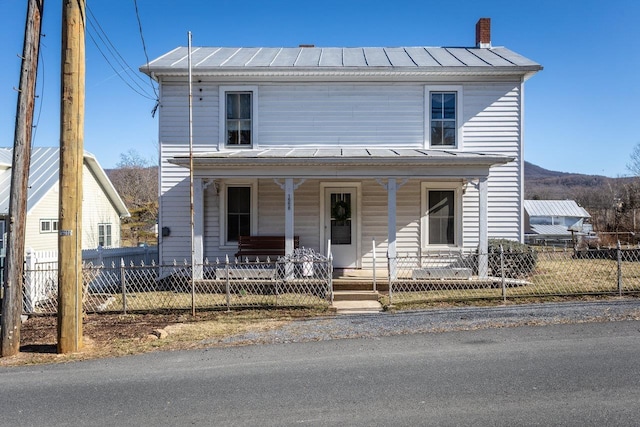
top-left (226, 92), bottom-right (252, 147)
top-left (220, 180), bottom-right (257, 247)
top-left (421, 182), bottom-right (462, 248)
top-left (220, 86), bottom-right (257, 149)
top-left (226, 187), bottom-right (251, 243)
top-left (39, 219), bottom-right (58, 234)
top-left (430, 92), bottom-right (456, 147)
top-left (428, 190), bottom-right (455, 245)
top-left (425, 86), bottom-right (462, 149)
top-left (98, 223), bottom-right (112, 247)
top-left (0, 220), bottom-right (5, 251)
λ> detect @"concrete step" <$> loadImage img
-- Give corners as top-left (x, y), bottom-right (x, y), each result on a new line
top-left (333, 279), bottom-right (389, 292)
top-left (331, 300), bottom-right (383, 314)
top-left (333, 290), bottom-right (380, 301)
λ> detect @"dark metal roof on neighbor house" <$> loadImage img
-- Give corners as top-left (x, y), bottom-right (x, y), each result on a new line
top-left (0, 147), bottom-right (129, 218)
top-left (142, 46), bottom-right (541, 77)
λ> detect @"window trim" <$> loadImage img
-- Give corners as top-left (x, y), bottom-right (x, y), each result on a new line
top-left (424, 85), bottom-right (463, 149)
top-left (218, 179), bottom-right (258, 248)
top-left (421, 182), bottom-right (463, 249)
top-left (0, 219), bottom-right (5, 251)
top-left (98, 223), bottom-right (113, 247)
top-left (39, 219), bottom-right (58, 234)
top-left (219, 85), bottom-right (259, 150)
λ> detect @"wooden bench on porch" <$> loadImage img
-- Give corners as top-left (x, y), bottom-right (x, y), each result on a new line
top-left (235, 235), bottom-right (299, 261)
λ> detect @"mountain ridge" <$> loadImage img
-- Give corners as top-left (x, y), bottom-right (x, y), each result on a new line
top-left (524, 161), bottom-right (632, 201)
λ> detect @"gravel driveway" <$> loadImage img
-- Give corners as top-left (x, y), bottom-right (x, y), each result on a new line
top-left (209, 299), bottom-right (640, 346)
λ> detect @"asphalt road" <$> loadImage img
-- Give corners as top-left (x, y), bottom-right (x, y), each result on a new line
top-left (1, 317), bottom-right (640, 426)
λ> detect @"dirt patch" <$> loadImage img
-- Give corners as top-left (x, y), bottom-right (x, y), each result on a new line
top-left (0, 308), bottom-right (330, 367)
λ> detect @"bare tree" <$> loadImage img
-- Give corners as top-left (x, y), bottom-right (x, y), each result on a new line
top-left (108, 149), bottom-right (158, 246)
top-left (627, 143), bottom-right (640, 177)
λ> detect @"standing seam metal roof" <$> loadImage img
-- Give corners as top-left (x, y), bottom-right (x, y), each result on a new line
top-left (143, 46), bottom-right (541, 72)
top-left (524, 200), bottom-right (591, 218)
top-left (0, 147), bottom-right (129, 218)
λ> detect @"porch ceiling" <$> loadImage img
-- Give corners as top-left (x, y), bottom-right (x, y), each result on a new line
top-left (169, 148), bottom-right (513, 178)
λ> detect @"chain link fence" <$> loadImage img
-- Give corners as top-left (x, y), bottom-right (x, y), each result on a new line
top-left (20, 245), bottom-right (640, 313)
top-left (23, 248), bottom-right (332, 315)
top-left (389, 246), bottom-right (640, 305)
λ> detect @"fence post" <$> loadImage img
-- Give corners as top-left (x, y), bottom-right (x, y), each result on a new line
top-left (23, 248), bottom-right (36, 313)
top-left (120, 258), bottom-right (127, 314)
top-left (225, 255), bottom-right (230, 311)
top-left (500, 245), bottom-right (506, 303)
top-left (387, 254), bottom-right (394, 305)
top-left (617, 241), bottom-right (622, 296)
top-left (372, 237), bottom-right (377, 292)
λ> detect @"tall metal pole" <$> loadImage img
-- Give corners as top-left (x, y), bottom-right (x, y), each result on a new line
top-left (188, 32), bottom-right (195, 316)
top-left (1, 0), bottom-right (44, 358)
top-left (58, 0), bottom-right (85, 354)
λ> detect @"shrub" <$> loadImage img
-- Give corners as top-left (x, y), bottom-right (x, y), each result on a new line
top-left (482, 239), bottom-right (538, 278)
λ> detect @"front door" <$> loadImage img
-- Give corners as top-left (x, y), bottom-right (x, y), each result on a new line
top-left (324, 187), bottom-right (358, 268)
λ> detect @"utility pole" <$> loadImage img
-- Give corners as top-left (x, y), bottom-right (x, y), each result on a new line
top-left (58, 0), bottom-right (85, 354)
top-left (1, 0), bottom-right (44, 358)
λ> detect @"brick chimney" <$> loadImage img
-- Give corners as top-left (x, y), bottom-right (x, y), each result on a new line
top-left (475, 18), bottom-right (491, 48)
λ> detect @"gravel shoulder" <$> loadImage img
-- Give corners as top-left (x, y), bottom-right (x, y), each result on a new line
top-left (210, 299), bottom-right (640, 346)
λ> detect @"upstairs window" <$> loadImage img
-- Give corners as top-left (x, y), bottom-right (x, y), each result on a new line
top-left (226, 92), bottom-right (252, 147)
top-left (430, 92), bottom-right (457, 147)
top-left (98, 223), bottom-right (112, 247)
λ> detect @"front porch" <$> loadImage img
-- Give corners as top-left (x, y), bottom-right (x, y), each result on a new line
top-left (170, 147), bottom-right (513, 283)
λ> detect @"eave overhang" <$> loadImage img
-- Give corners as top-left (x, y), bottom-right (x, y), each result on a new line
top-left (168, 148), bottom-right (514, 179)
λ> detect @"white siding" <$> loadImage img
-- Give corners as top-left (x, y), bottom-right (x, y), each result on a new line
top-left (25, 188), bottom-right (59, 252)
top-left (259, 84), bottom-right (424, 147)
top-left (24, 163), bottom-right (123, 252)
top-left (82, 164), bottom-right (122, 248)
top-left (158, 80), bottom-right (219, 264)
top-left (158, 78), bottom-right (525, 264)
top-left (463, 82), bottom-right (522, 242)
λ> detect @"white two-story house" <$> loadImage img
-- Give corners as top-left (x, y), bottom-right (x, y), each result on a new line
top-left (142, 18), bottom-right (542, 274)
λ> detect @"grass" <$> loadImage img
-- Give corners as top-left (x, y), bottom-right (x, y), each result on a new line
top-left (388, 255), bottom-right (640, 307)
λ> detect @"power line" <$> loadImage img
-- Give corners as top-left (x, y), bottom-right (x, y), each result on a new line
top-left (32, 36), bottom-right (46, 146)
top-left (132, 0), bottom-right (159, 100)
top-left (86, 6), bottom-right (151, 90)
top-left (85, 5), bottom-right (157, 101)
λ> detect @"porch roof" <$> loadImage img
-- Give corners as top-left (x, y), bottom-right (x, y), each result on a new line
top-left (169, 148), bottom-right (513, 178)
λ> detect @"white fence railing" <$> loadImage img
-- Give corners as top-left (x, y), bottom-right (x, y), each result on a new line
top-left (81, 245), bottom-right (158, 268)
top-left (19, 246), bottom-right (159, 312)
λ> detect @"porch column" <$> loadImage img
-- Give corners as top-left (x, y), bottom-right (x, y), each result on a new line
top-left (387, 178), bottom-right (397, 280)
top-left (478, 177), bottom-right (489, 278)
top-left (285, 178), bottom-right (294, 256)
top-left (193, 178), bottom-right (205, 279)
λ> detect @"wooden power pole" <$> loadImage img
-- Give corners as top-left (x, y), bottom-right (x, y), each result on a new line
top-left (1, 0), bottom-right (44, 358)
top-left (58, 0), bottom-right (85, 353)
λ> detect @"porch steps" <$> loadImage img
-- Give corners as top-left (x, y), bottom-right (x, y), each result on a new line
top-left (331, 290), bottom-right (383, 314)
top-left (332, 279), bottom-right (389, 292)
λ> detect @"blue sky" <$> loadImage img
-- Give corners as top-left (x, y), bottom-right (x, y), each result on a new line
top-left (1, 0), bottom-right (638, 177)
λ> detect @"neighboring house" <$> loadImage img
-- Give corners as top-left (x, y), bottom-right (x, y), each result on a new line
top-left (523, 199), bottom-right (591, 245)
top-left (0, 147), bottom-right (130, 253)
top-left (142, 18), bottom-right (542, 272)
